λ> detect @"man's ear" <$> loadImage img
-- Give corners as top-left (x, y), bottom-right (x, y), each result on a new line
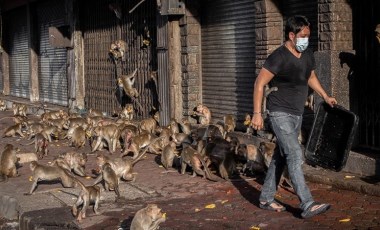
top-left (289, 32), bottom-right (296, 41)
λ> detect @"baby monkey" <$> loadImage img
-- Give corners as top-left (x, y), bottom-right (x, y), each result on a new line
top-left (192, 104), bottom-right (211, 125)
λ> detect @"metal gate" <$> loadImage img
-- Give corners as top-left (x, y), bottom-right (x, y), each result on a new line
top-left (36, 0), bottom-right (68, 106)
top-left (80, 0), bottom-right (158, 118)
top-left (4, 6), bottom-right (30, 98)
top-left (201, 0), bottom-right (255, 129)
top-left (353, 0), bottom-right (380, 150)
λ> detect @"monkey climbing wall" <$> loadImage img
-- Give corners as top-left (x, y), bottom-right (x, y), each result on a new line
top-left (80, 0), bottom-right (158, 118)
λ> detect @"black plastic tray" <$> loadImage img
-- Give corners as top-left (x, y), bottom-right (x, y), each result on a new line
top-left (305, 102), bottom-right (359, 171)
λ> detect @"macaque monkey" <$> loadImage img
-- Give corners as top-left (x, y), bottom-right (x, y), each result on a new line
top-left (168, 118), bottom-right (179, 135)
top-left (12, 103), bottom-right (27, 116)
top-left (192, 104), bottom-right (211, 125)
top-left (72, 178), bottom-right (101, 221)
top-left (25, 161), bottom-right (78, 195)
top-left (223, 114), bottom-right (236, 136)
top-left (98, 162), bottom-right (121, 200)
top-left (258, 141), bottom-right (292, 189)
top-left (65, 117), bottom-right (89, 130)
top-left (0, 144), bottom-right (20, 182)
top-left (109, 40), bottom-right (127, 61)
top-left (88, 108), bottom-right (103, 117)
top-left (92, 124), bottom-right (120, 154)
top-left (236, 143), bottom-right (266, 175)
top-left (243, 114), bottom-right (253, 135)
top-left (119, 104), bottom-right (134, 120)
top-left (305, 93), bottom-right (314, 111)
top-left (26, 122), bottom-right (44, 138)
top-left (179, 118), bottom-right (192, 135)
top-left (118, 68), bottom-right (139, 98)
top-left (171, 132), bottom-right (192, 148)
top-left (130, 204), bottom-right (166, 230)
top-left (22, 133), bottom-right (49, 159)
top-left (375, 24), bottom-right (380, 44)
top-left (0, 99), bottom-right (7, 111)
top-left (46, 118), bottom-right (67, 131)
top-left (66, 126), bottom-right (86, 148)
top-left (139, 111), bottom-right (160, 134)
top-left (123, 132), bottom-right (161, 159)
top-left (41, 109), bottom-right (67, 121)
top-left (160, 141), bottom-right (178, 171)
top-left (180, 145), bottom-right (221, 182)
top-left (51, 152), bottom-right (88, 177)
top-left (3, 123), bottom-right (25, 138)
top-left (40, 125), bottom-right (59, 142)
top-left (0, 115), bottom-right (28, 124)
top-left (94, 154), bottom-right (135, 183)
top-left (262, 85), bottom-right (278, 118)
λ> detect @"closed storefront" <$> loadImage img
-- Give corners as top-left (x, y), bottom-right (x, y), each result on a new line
top-left (201, 0), bottom-right (255, 127)
top-left (36, 0), bottom-right (68, 106)
top-left (80, 0), bottom-right (158, 118)
top-left (4, 6), bottom-right (30, 98)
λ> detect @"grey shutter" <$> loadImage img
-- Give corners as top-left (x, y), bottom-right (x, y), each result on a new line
top-left (37, 0), bottom-right (68, 106)
top-left (5, 7), bottom-right (30, 98)
top-left (201, 0), bottom-right (255, 128)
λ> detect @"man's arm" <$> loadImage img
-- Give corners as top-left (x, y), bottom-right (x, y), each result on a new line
top-left (308, 70), bottom-right (337, 107)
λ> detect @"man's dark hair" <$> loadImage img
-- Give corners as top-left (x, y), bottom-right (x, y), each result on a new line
top-left (285, 15), bottom-right (310, 40)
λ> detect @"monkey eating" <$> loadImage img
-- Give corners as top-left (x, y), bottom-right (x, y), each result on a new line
top-left (12, 103), bottom-right (27, 116)
top-left (130, 204), bottom-right (166, 230)
top-left (109, 39), bottom-right (128, 61)
top-left (192, 104), bottom-right (211, 125)
top-left (51, 152), bottom-right (88, 177)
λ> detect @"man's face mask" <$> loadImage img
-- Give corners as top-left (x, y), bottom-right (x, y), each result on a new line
top-left (295, 37), bottom-right (309, 52)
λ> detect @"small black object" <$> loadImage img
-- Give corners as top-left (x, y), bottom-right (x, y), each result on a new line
top-left (305, 102), bottom-right (359, 171)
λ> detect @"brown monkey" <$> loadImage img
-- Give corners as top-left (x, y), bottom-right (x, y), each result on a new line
top-left (12, 103), bottom-right (27, 116)
top-left (236, 143), bottom-right (266, 175)
top-left (139, 112), bottom-right (160, 134)
top-left (375, 24), bottom-right (380, 44)
top-left (179, 118), bottom-right (191, 135)
top-left (0, 144), bottom-right (20, 182)
top-left (98, 162), bottom-right (121, 200)
top-left (51, 152), bottom-right (88, 177)
top-left (258, 141), bottom-right (292, 189)
top-left (123, 132), bottom-right (161, 159)
top-left (180, 145), bottom-right (221, 182)
top-left (46, 118), bottom-right (67, 131)
top-left (72, 177), bottom-right (101, 221)
top-left (40, 124), bottom-right (59, 142)
top-left (21, 133), bottom-right (49, 159)
top-left (64, 117), bottom-right (89, 130)
top-left (168, 118), bottom-right (179, 135)
top-left (262, 85), bottom-right (278, 118)
top-left (117, 68), bottom-right (139, 98)
top-left (192, 104), bottom-right (211, 125)
top-left (119, 104), bottom-right (134, 120)
top-left (243, 114), bottom-right (253, 135)
top-left (88, 108), bottom-right (104, 117)
top-left (223, 114), bottom-right (236, 135)
top-left (3, 123), bottom-right (25, 138)
top-left (66, 126), bottom-right (86, 148)
top-left (91, 124), bottom-right (120, 154)
top-left (25, 161), bottom-right (78, 195)
top-left (160, 141), bottom-right (178, 171)
top-left (109, 40), bottom-right (128, 61)
top-left (130, 204), bottom-right (166, 230)
top-left (0, 99), bottom-right (7, 111)
top-left (41, 109), bottom-right (67, 121)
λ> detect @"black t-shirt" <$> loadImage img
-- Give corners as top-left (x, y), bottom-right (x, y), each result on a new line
top-left (263, 45), bottom-right (316, 115)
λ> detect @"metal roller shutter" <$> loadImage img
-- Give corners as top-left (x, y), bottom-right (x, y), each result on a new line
top-left (36, 0), bottom-right (68, 106)
top-left (81, 0), bottom-right (158, 118)
top-left (4, 7), bottom-right (30, 98)
top-left (0, 56), bottom-right (3, 93)
top-left (201, 0), bottom-right (255, 129)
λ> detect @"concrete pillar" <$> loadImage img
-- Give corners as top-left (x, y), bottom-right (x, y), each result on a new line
top-left (168, 19), bottom-right (183, 121)
top-left (316, 0), bottom-right (353, 110)
top-left (1, 51), bottom-right (10, 95)
top-left (27, 3), bottom-right (39, 102)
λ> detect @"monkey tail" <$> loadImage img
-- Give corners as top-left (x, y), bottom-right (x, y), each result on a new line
top-left (197, 156), bottom-right (223, 182)
top-left (20, 139), bottom-right (35, 146)
top-left (132, 136), bottom-right (165, 166)
top-left (0, 116), bottom-right (14, 121)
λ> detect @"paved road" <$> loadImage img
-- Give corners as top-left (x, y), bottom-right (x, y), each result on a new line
top-left (0, 110), bottom-right (379, 230)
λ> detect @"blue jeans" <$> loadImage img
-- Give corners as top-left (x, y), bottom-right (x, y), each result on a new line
top-left (259, 111), bottom-right (314, 211)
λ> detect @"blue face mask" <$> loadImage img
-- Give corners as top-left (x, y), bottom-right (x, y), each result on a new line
top-left (295, 37), bottom-right (309, 52)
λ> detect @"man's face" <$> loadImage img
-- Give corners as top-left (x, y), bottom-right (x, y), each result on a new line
top-left (290, 26), bottom-right (310, 42)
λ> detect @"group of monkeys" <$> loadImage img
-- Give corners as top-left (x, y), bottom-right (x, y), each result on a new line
top-left (0, 100), bottom-right (281, 229)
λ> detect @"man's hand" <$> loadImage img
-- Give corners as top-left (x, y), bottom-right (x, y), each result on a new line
top-left (251, 113), bottom-right (264, 130)
top-left (323, 96), bottom-right (337, 107)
